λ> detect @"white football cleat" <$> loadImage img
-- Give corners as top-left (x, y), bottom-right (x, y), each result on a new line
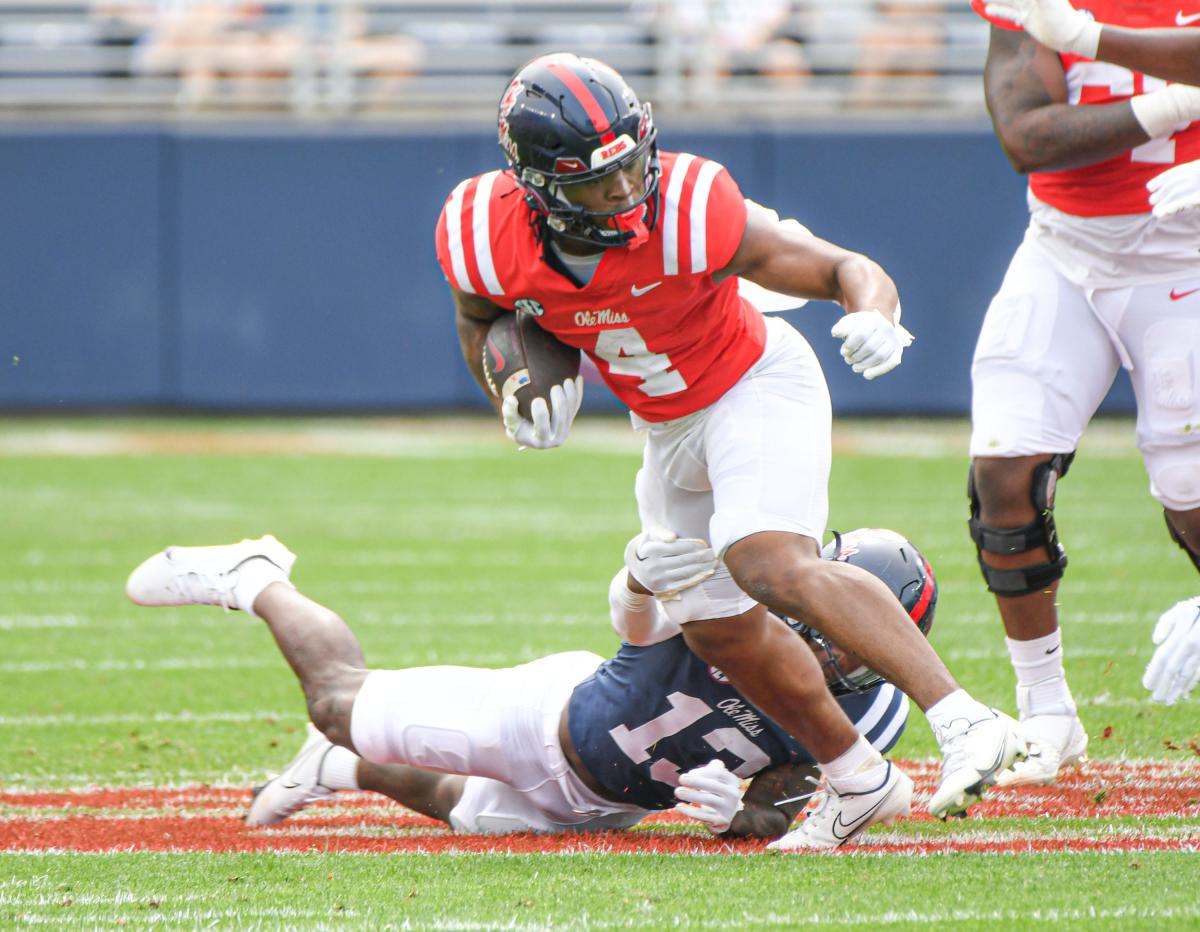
top-left (246, 724), bottom-right (337, 827)
top-left (995, 713), bottom-right (1088, 787)
top-left (767, 763), bottom-right (913, 851)
top-left (996, 679), bottom-right (1088, 787)
top-left (929, 709), bottom-right (1026, 820)
top-left (126, 535), bottom-right (295, 612)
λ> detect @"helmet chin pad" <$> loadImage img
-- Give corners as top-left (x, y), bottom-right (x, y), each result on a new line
top-left (612, 204), bottom-right (649, 250)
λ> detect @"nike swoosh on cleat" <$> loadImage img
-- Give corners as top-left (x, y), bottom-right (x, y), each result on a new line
top-left (1169, 287), bottom-right (1200, 301)
top-left (630, 281), bottom-right (662, 297)
top-left (1176, 10), bottom-right (1200, 24)
top-left (830, 777), bottom-right (899, 841)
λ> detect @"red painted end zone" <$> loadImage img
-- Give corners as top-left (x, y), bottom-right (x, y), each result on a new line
top-left (2, 760), bottom-right (1197, 856)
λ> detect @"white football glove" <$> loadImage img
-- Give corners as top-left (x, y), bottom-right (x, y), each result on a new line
top-left (983, 0), bottom-right (1101, 57)
top-left (1147, 160), bottom-right (1200, 219)
top-left (673, 759), bottom-right (744, 834)
top-left (1143, 596), bottom-right (1200, 705)
top-left (501, 375), bottom-right (583, 450)
top-left (624, 528), bottom-right (718, 600)
top-left (830, 309), bottom-right (914, 381)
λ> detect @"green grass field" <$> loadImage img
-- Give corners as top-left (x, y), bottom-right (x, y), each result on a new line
top-left (1, 416), bottom-right (1197, 928)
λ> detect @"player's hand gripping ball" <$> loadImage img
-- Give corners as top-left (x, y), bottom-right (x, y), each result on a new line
top-left (484, 311), bottom-right (583, 449)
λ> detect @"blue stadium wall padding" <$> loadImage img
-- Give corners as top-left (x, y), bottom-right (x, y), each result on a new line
top-left (1, 128), bottom-right (165, 405)
top-left (0, 124), bottom-right (1135, 415)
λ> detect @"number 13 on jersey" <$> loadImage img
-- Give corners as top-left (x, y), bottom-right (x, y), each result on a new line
top-left (608, 691), bottom-right (770, 785)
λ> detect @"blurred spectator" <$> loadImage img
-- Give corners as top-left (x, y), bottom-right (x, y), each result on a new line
top-left (643, 0), bottom-right (809, 104)
top-left (850, 1), bottom-right (948, 109)
top-left (132, 1), bottom-right (302, 109)
top-left (306, 3), bottom-right (425, 113)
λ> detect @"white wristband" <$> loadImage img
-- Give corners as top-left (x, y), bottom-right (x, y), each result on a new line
top-left (1067, 20), bottom-right (1102, 58)
top-left (1131, 84), bottom-right (1200, 139)
top-left (610, 568), bottom-right (652, 612)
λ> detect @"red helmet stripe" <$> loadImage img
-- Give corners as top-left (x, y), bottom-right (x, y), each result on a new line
top-left (545, 61), bottom-right (617, 145)
top-left (909, 556), bottom-right (935, 624)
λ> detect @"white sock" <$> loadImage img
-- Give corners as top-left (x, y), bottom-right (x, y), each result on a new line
top-left (1007, 632), bottom-right (1076, 717)
top-left (232, 558), bottom-right (293, 617)
top-left (1007, 631), bottom-right (1065, 684)
top-left (818, 735), bottom-right (886, 793)
top-left (925, 688), bottom-right (993, 738)
top-left (318, 744), bottom-right (360, 791)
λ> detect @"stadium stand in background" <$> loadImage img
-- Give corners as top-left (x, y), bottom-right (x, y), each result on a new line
top-left (0, 0), bottom-right (989, 119)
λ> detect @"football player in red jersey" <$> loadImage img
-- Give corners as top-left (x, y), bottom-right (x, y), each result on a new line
top-left (980, 0), bottom-right (1200, 220)
top-left (964, 1), bottom-right (1200, 785)
top-left (435, 52), bottom-right (1028, 836)
top-left (984, 0), bottom-right (1200, 84)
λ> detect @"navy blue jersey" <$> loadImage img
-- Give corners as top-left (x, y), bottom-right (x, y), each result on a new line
top-left (567, 634), bottom-right (908, 810)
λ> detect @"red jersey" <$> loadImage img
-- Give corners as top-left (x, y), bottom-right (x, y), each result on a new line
top-left (435, 151), bottom-right (766, 422)
top-left (973, 0), bottom-right (1200, 216)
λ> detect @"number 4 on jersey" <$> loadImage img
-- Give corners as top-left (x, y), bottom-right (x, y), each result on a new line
top-left (593, 326), bottom-right (687, 397)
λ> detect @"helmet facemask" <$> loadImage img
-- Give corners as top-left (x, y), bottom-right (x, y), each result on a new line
top-left (544, 142), bottom-right (660, 250)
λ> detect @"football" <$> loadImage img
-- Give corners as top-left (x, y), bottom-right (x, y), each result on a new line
top-left (482, 310), bottom-right (581, 420)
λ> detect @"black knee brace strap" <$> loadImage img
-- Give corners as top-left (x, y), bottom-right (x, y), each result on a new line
top-left (968, 452), bottom-right (1075, 596)
top-left (1165, 509), bottom-right (1200, 574)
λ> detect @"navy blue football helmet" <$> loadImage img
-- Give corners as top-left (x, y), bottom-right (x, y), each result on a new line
top-left (790, 528), bottom-right (938, 696)
top-left (497, 53), bottom-right (659, 249)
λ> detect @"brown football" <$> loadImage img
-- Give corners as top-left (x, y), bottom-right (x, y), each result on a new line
top-left (482, 310), bottom-right (581, 420)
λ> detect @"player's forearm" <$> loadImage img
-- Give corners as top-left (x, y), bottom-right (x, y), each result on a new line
top-left (832, 255), bottom-right (899, 320)
top-left (608, 568), bottom-right (679, 645)
top-left (986, 28), bottom-right (1153, 173)
top-left (1097, 28), bottom-right (1200, 86)
top-left (992, 101), bottom-right (1151, 173)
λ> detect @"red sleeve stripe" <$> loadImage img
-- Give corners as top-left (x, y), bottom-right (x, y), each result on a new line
top-left (688, 160), bottom-right (723, 274)
top-left (546, 61), bottom-right (617, 145)
top-left (444, 171), bottom-right (504, 296)
top-left (661, 153), bottom-right (695, 275)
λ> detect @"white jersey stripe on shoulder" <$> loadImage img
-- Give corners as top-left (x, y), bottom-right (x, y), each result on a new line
top-left (472, 170), bottom-right (504, 296)
top-left (661, 153), bottom-right (695, 276)
top-left (869, 693), bottom-right (909, 753)
top-left (445, 178), bottom-right (474, 294)
top-left (689, 159), bottom-right (723, 274)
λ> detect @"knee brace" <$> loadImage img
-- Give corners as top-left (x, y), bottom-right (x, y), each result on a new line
top-left (968, 452), bottom-right (1075, 596)
top-left (1164, 510), bottom-right (1200, 574)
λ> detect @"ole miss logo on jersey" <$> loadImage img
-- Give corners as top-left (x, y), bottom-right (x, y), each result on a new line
top-left (435, 151), bottom-right (768, 422)
top-left (513, 298), bottom-right (544, 317)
